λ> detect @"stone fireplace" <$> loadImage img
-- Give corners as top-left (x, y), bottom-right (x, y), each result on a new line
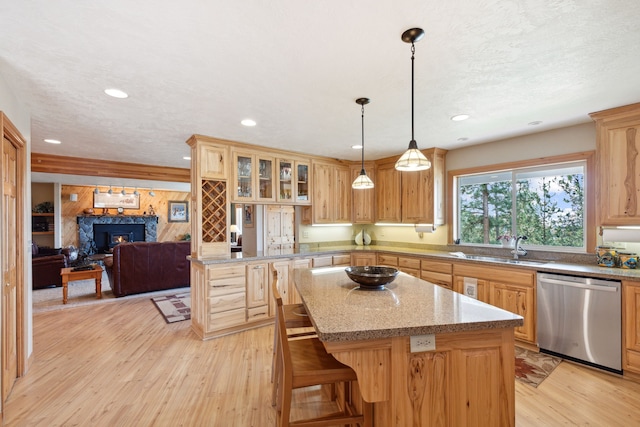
top-left (77, 215), bottom-right (158, 254)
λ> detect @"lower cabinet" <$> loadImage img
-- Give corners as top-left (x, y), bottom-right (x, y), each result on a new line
top-left (421, 260), bottom-right (453, 290)
top-left (453, 263), bottom-right (536, 344)
top-left (351, 252), bottom-right (377, 266)
top-left (246, 262), bottom-right (269, 321)
top-left (378, 253), bottom-right (420, 277)
top-left (624, 281), bottom-right (640, 375)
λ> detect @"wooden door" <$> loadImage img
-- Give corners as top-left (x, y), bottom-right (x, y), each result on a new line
top-left (334, 166), bottom-right (351, 223)
top-left (312, 163), bottom-right (332, 223)
top-left (490, 282), bottom-right (535, 343)
top-left (2, 136), bottom-right (18, 402)
top-left (401, 167), bottom-right (432, 223)
top-left (375, 161), bottom-right (401, 222)
top-left (351, 163), bottom-right (375, 224)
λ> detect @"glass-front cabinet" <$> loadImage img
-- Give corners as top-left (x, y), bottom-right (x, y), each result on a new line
top-left (295, 161), bottom-right (311, 205)
top-left (233, 152), bottom-right (254, 202)
top-left (257, 155), bottom-right (275, 201)
top-left (277, 159), bottom-right (294, 202)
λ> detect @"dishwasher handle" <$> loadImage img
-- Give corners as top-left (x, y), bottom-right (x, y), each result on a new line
top-left (538, 276), bottom-right (619, 292)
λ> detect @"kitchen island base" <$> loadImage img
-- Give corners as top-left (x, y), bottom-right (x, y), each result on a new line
top-left (324, 328), bottom-right (516, 426)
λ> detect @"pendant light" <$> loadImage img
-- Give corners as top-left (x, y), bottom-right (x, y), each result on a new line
top-left (395, 28), bottom-right (432, 172)
top-left (352, 97), bottom-right (374, 189)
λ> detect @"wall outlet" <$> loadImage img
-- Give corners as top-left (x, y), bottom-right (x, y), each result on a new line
top-left (303, 231), bottom-right (309, 238)
top-left (410, 334), bottom-right (436, 352)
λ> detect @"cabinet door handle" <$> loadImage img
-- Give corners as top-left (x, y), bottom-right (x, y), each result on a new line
top-left (253, 265), bottom-right (263, 270)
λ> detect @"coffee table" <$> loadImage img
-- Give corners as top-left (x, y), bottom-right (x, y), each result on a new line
top-left (60, 264), bottom-right (103, 304)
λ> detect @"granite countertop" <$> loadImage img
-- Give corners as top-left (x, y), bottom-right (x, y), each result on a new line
top-left (190, 244), bottom-right (640, 282)
top-left (293, 267), bottom-right (524, 342)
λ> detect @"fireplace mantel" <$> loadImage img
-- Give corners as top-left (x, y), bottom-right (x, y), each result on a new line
top-left (77, 215), bottom-right (158, 254)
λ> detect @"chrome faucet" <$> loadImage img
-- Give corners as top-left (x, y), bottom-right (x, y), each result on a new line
top-left (512, 235), bottom-right (528, 259)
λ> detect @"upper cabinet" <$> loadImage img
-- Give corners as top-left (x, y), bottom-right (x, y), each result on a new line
top-left (310, 160), bottom-right (352, 224)
top-left (187, 135), bottom-right (230, 259)
top-left (375, 148), bottom-right (447, 225)
top-left (232, 151), bottom-right (276, 203)
top-left (351, 162), bottom-right (376, 224)
top-left (591, 103), bottom-right (640, 225)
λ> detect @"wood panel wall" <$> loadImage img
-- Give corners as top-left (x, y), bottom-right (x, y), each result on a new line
top-left (60, 185), bottom-right (190, 248)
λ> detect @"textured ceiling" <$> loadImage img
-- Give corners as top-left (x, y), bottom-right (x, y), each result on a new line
top-left (2, 0), bottom-right (640, 175)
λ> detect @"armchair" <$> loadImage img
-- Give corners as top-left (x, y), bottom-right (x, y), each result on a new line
top-left (32, 242), bottom-right (69, 289)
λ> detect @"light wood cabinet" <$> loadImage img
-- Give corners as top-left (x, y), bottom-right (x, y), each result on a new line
top-left (624, 281), bottom-right (640, 375)
top-left (190, 263), bottom-right (247, 339)
top-left (311, 160), bottom-right (352, 224)
top-left (453, 263), bottom-right (535, 343)
top-left (350, 162), bottom-right (376, 224)
top-left (421, 259), bottom-right (453, 290)
top-left (232, 151), bottom-right (254, 202)
top-left (591, 103), bottom-right (640, 225)
top-left (351, 252), bottom-right (377, 266)
top-left (377, 253), bottom-right (420, 277)
top-left (265, 205), bottom-right (294, 256)
top-left (246, 262), bottom-right (268, 310)
top-left (232, 151), bottom-right (276, 203)
top-left (375, 148), bottom-right (446, 225)
top-left (375, 161), bottom-right (402, 222)
top-left (295, 161), bottom-right (311, 204)
top-left (187, 136), bottom-right (230, 259)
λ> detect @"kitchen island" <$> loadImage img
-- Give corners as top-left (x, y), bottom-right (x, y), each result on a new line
top-left (294, 267), bottom-right (524, 427)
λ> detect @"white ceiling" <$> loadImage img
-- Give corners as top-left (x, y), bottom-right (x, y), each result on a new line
top-left (2, 0), bottom-right (640, 176)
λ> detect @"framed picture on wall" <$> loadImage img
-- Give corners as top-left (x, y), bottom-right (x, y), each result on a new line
top-left (168, 201), bottom-right (189, 222)
top-left (93, 192), bottom-right (140, 209)
top-left (243, 204), bottom-right (254, 228)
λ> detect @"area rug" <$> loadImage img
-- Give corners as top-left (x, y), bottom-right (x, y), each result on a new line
top-left (515, 347), bottom-right (562, 387)
top-left (151, 293), bottom-right (191, 323)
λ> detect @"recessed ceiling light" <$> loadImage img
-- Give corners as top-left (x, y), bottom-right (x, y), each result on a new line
top-left (457, 137), bottom-right (469, 142)
top-left (104, 88), bottom-right (128, 99)
top-left (183, 156), bottom-right (191, 160)
top-left (528, 120), bottom-right (543, 126)
top-left (451, 114), bottom-right (470, 121)
top-left (241, 119), bottom-right (256, 127)
top-left (351, 144), bottom-right (363, 150)
top-left (44, 139), bottom-right (61, 144)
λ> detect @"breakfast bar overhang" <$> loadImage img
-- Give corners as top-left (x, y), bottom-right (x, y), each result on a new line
top-left (294, 267), bottom-right (524, 427)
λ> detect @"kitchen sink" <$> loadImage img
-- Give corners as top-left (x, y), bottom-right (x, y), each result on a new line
top-left (455, 254), bottom-right (547, 266)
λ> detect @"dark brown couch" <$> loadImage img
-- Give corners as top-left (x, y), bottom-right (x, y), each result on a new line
top-left (104, 241), bottom-right (191, 297)
top-left (32, 243), bottom-right (70, 289)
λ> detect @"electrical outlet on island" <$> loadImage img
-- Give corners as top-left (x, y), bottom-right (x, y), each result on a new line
top-left (410, 334), bottom-right (436, 352)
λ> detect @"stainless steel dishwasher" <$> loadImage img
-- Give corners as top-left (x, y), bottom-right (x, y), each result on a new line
top-left (537, 272), bottom-right (622, 373)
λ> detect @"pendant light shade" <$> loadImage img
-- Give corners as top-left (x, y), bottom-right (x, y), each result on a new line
top-left (352, 97), bottom-right (374, 189)
top-left (395, 28), bottom-right (431, 172)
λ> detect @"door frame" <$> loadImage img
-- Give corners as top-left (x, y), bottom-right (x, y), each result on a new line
top-left (1, 112), bottom-right (27, 405)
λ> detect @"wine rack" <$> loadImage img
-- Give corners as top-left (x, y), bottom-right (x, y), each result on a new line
top-left (201, 179), bottom-right (227, 243)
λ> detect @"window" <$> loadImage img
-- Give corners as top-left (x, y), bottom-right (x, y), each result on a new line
top-left (455, 161), bottom-right (586, 250)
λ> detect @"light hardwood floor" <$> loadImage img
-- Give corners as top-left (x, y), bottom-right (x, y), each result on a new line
top-left (4, 295), bottom-right (640, 426)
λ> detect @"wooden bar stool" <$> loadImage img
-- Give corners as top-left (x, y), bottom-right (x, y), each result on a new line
top-left (271, 269), bottom-right (316, 406)
top-left (272, 276), bottom-right (372, 427)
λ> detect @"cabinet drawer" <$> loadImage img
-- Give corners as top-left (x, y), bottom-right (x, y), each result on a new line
top-left (247, 305), bottom-right (269, 321)
top-left (399, 257), bottom-right (421, 270)
top-left (332, 254), bottom-right (351, 266)
top-left (378, 254), bottom-right (398, 266)
top-left (209, 292), bottom-right (246, 313)
top-left (207, 264), bottom-right (245, 279)
top-left (421, 271), bottom-right (453, 288)
top-left (421, 259), bottom-right (452, 274)
top-left (208, 307), bottom-right (246, 329)
top-left (208, 276), bottom-right (245, 297)
top-left (313, 256), bottom-right (333, 267)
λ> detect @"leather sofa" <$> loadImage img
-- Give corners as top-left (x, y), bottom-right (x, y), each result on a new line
top-left (32, 243), bottom-right (70, 289)
top-left (104, 241), bottom-right (191, 297)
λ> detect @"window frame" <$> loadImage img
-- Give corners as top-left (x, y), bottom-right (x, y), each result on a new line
top-left (447, 151), bottom-right (596, 253)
